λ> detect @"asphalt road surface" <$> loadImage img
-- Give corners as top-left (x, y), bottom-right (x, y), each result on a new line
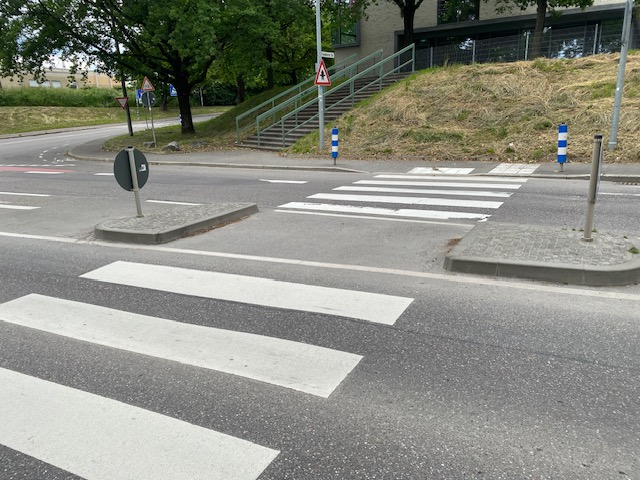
top-left (0, 130), bottom-right (639, 479)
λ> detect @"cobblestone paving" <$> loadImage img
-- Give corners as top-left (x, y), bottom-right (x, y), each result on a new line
top-left (100, 203), bottom-right (254, 232)
top-left (455, 222), bottom-right (639, 266)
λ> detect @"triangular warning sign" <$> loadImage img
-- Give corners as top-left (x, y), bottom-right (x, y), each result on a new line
top-left (115, 97), bottom-right (128, 109)
top-left (141, 76), bottom-right (155, 91)
top-left (314, 60), bottom-right (331, 86)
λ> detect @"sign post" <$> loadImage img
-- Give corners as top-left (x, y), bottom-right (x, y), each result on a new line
top-left (141, 77), bottom-right (157, 147)
top-left (315, 0), bottom-right (324, 151)
top-left (114, 147), bottom-right (149, 218)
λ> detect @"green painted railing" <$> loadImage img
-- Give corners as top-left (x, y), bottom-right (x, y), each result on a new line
top-left (241, 50), bottom-right (385, 146)
top-left (276, 44), bottom-right (415, 147)
top-left (235, 54), bottom-right (357, 143)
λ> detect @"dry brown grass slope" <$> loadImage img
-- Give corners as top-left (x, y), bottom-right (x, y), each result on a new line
top-left (296, 54), bottom-right (640, 163)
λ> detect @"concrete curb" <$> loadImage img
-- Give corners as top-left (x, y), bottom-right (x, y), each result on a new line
top-left (445, 223), bottom-right (640, 286)
top-left (444, 255), bottom-right (640, 286)
top-left (95, 203), bottom-right (258, 244)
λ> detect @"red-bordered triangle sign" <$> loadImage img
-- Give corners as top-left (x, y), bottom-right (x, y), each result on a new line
top-left (314, 60), bottom-right (331, 86)
top-left (115, 97), bottom-right (128, 109)
top-left (142, 76), bottom-right (155, 91)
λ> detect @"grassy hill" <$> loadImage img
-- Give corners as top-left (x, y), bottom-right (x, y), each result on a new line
top-left (292, 54), bottom-right (640, 163)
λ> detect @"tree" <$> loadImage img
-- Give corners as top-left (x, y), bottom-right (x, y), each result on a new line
top-left (385, 0), bottom-right (427, 48)
top-left (491, 0), bottom-right (593, 58)
top-left (0, 0), bottom-right (221, 134)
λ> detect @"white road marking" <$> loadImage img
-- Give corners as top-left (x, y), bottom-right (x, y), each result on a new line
top-left (278, 202), bottom-right (490, 220)
top-left (335, 186), bottom-right (512, 198)
top-left (1, 230), bottom-right (640, 301)
top-left (356, 180), bottom-right (523, 190)
top-left (375, 175), bottom-right (527, 183)
top-left (275, 209), bottom-right (473, 227)
top-left (0, 294), bottom-right (362, 397)
top-left (600, 192), bottom-right (640, 197)
top-left (146, 200), bottom-right (201, 206)
top-left (0, 191), bottom-right (50, 197)
top-left (81, 261), bottom-right (413, 326)
top-left (25, 171), bottom-right (64, 175)
top-left (259, 179), bottom-right (308, 184)
top-left (0, 367), bottom-right (279, 480)
top-left (407, 167), bottom-right (474, 175)
top-left (488, 163), bottom-right (539, 175)
top-left (0, 205), bottom-right (40, 210)
top-left (94, 173), bottom-right (114, 176)
top-left (308, 193), bottom-right (503, 209)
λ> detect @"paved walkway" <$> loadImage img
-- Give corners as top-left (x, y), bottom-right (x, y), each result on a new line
top-left (25, 132), bottom-right (640, 286)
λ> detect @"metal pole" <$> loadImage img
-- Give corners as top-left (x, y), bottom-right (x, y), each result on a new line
top-left (608, 0), bottom-right (633, 150)
top-left (316, 0), bottom-right (324, 151)
top-left (126, 147), bottom-right (144, 218)
top-left (149, 104), bottom-right (157, 147)
top-left (582, 135), bottom-right (603, 242)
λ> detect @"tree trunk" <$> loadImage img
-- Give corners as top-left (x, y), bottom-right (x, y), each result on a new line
top-left (289, 70), bottom-right (298, 85)
top-left (266, 45), bottom-right (274, 89)
top-left (177, 89), bottom-right (194, 134)
top-left (531, 0), bottom-right (548, 59)
top-left (402, 0), bottom-right (417, 48)
top-left (236, 74), bottom-right (246, 104)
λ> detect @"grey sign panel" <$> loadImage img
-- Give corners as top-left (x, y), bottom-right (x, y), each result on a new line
top-left (114, 149), bottom-right (149, 191)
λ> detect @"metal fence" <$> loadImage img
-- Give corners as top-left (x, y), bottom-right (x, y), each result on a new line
top-left (415, 23), bottom-right (635, 69)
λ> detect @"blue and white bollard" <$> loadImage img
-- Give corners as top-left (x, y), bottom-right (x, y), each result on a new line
top-left (331, 127), bottom-right (338, 165)
top-left (557, 123), bottom-right (568, 171)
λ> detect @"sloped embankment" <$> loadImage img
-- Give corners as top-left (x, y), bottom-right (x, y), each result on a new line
top-left (313, 55), bottom-right (640, 163)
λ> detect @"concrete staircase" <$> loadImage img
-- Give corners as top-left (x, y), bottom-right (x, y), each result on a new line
top-left (239, 73), bottom-right (410, 151)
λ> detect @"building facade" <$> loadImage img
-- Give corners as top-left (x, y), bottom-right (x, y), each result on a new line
top-left (0, 68), bottom-right (121, 89)
top-left (333, 0), bottom-right (633, 69)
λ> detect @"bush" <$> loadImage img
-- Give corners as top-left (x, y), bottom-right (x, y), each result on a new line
top-left (0, 87), bottom-right (124, 107)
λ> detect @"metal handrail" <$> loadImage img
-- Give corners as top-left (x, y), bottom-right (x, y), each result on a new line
top-left (248, 50), bottom-right (384, 145)
top-left (235, 54), bottom-right (357, 142)
top-left (278, 44), bottom-right (415, 147)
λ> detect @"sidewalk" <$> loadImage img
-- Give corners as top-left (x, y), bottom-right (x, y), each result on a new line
top-left (65, 139), bottom-right (640, 287)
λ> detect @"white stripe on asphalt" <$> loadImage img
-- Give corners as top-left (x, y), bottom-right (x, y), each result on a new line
top-left (356, 180), bottom-right (523, 190)
top-left (94, 173), bottom-right (114, 176)
top-left (259, 179), bottom-right (308, 184)
top-left (278, 202), bottom-right (490, 220)
top-left (0, 205), bottom-right (40, 210)
top-left (25, 171), bottom-right (64, 175)
top-left (275, 209), bottom-right (474, 227)
top-left (80, 261), bottom-right (413, 326)
top-left (0, 367), bottom-right (279, 480)
top-left (407, 167), bottom-right (474, 175)
top-left (0, 191), bottom-right (50, 197)
top-left (2, 230), bottom-right (640, 302)
top-left (335, 186), bottom-right (512, 198)
top-left (488, 163), bottom-right (539, 175)
top-left (375, 174), bottom-right (528, 183)
top-left (308, 193), bottom-right (503, 209)
top-left (146, 200), bottom-right (202, 206)
top-left (0, 294), bottom-right (361, 397)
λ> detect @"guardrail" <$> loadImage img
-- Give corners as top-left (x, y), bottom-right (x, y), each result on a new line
top-left (277, 43), bottom-right (415, 147)
top-left (235, 54), bottom-right (358, 142)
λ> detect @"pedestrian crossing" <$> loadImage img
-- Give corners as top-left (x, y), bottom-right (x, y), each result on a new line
top-left (0, 261), bottom-right (414, 479)
top-left (407, 163), bottom-right (540, 176)
top-left (277, 173), bottom-right (527, 223)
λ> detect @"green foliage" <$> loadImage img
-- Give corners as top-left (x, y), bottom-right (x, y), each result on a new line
top-left (0, 87), bottom-right (121, 107)
top-left (629, 247), bottom-right (640, 254)
top-left (534, 119), bottom-right (553, 130)
top-left (402, 128), bottom-right (464, 143)
top-left (590, 81), bottom-right (616, 99)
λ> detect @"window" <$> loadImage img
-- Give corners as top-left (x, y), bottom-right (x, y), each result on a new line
top-left (438, 0), bottom-right (479, 24)
top-left (331, 0), bottom-right (360, 47)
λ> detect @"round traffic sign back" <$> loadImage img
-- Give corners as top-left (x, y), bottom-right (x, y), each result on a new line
top-left (114, 148), bottom-right (149, 191)
top-left (141, 91), bottom-right (156, 107)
